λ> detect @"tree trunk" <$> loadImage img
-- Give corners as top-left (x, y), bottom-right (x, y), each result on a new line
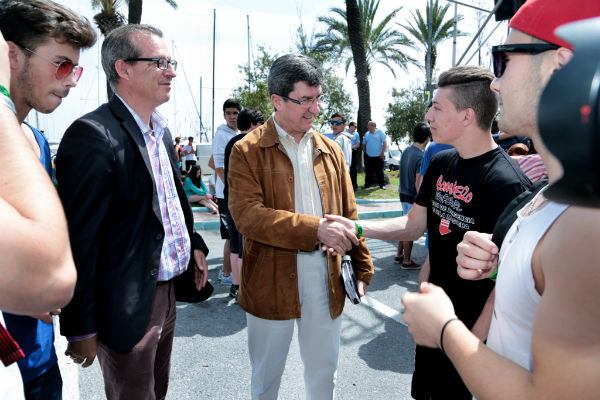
top-left (346, 0), bottom-right (370, 172)
top-left (128, 0), bottom-right (143, 24)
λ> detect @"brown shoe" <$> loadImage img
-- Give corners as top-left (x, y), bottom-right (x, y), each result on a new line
top-left (401, 261), bottom-right (422, 270)
top-left (394, 256), bottom-right (403, 264)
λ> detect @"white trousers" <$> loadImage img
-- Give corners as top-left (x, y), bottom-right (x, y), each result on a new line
top-left (247, 251), bottom-right (342, 400)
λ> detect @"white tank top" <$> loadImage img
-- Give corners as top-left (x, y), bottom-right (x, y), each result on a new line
top-left (486, 195), bottom-right (568, 372)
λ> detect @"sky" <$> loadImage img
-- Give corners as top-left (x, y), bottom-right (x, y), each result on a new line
top-left (34, 0), bottom-right (509, 141)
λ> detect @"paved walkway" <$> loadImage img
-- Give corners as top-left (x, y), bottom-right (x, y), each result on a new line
top-left (193, 198), bottom-right (403, 230)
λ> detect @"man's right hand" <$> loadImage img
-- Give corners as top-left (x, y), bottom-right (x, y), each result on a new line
top-left (456, 231), bottom-right (498, 280)
top-left (65, 336), bottom-right (98, 368)
top-left (317, 217), bottom-right (358, 255)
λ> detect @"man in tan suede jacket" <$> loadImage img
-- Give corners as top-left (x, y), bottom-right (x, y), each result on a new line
top-left (228, 54), bottom-right (373, 400)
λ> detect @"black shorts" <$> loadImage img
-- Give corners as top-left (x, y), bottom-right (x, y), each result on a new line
top-left (216, 198), bottom-right (230, 240)
top-left (225, 213), bottom-right (243, 256)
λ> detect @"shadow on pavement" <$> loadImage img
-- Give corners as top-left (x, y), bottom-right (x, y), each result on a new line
top-left (358, 318), bottom-right (415, 374)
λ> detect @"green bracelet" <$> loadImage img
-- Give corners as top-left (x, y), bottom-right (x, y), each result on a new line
top-left (0, 83), bottom-right (10, 99)
top-left (353, 220), bottom-right (362, 238)
top-left (489, 268), bottom-right (498, 280)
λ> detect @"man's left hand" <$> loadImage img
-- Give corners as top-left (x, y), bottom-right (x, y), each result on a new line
top-left (402, 282), bottom-right (457, 349)
top-left (193, 249), bottom-right (208, 290)
top-left (357, 280), bottom-right (367, 297)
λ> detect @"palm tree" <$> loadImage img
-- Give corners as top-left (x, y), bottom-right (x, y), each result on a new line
top-left (127, 0), bottom-right (178, 25)
top-left (344, 0), bottom-right (371, 139)
top-left (401, 0), bottom-right (465, 84)
top-left (316, 0), bottom-right (415, 78)
top-left (91, 0), bottom-right (125, 36)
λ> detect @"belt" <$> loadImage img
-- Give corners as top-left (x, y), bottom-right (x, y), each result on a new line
top-left (298, 243), bottom-right (321, 253)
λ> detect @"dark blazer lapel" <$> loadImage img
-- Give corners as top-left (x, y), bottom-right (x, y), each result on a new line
top-left (108, 96), bottom-right (162, 223)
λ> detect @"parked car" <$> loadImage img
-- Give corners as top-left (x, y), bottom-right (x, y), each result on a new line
top-left (386, 147), bottom-right (402, 171)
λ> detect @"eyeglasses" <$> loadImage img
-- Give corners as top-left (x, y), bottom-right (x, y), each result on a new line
top-left (330, 120), bottom-right (344, 126)
top-left (16, 44), bottom-right (83, 82)
top-left (124, 57), bottom-right (178, 71)
top-left (491, 43), bottom-right (560, 78)
top-left (277, 94), bottom-right (324, 107)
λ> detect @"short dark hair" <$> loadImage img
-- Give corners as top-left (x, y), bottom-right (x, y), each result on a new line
top-left (437, 65), bottom-right (497, 131)
top-left (237, 107), bottom-right (264, 131)
top-left (330, 112), bottom-right (346, 123)
top-left (349, 121), bottom-right (356, 127)
top-left (102, 24), bottom-right (163, 91)
top-left (175, 137), bottom-right (180, 144)
top-left (223, 98), bottom-right (241, 112)
top-left (0, 0), bottom-right (96, 50)
top-left (188, 136), bottom-right (194, 141)
top-left (412, 122), bottom-right (430, 144)
top-left (268, 54), bottom-right (323, 98)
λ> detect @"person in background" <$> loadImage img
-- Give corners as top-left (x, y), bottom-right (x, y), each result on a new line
top-left (403, 1), bottom-right (600, 399)
top-left (347, 121), bottom-right (360, 191)
top-left (507, 142), bottom-right (548, 183)
top-left (331, 112), bottom-right (352, 171)
top-left (174, 136), bottom-right (182, 171)
top-left (182, 136), bottom-right (196, 172)
top-left (184, 165), bottom-right (218, 214)
top-left (0, 1), bottom-right (96, 398)
top-left (362, 121), bottom-right (387, 189)
top-left (212, 98), bottom-right (241, 286)
top-left (396, 122), bottom-right (430, 270)
top-left (223, 106), bottom-right (265, 301)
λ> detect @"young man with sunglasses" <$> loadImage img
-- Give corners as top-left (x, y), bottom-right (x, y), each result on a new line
top-left (402, 1), bottom-right (600, 399)
top-left (55, 24), bottom-right (209, 399)
top-left (228, 54), bottom-right (373, 399)
top-left (0, 1), bottom-right (96, 398)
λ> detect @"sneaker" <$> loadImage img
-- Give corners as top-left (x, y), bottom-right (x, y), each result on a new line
top-left (401, 261), bottom-right (422, 270)
top-left (218, 270), bottom-right (233, 284)
top-left (229, 284), bottom-right (239, 299)
top-left (394, 256), bottom-right (403, 264)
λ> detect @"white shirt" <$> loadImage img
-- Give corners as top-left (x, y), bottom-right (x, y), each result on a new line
top-left (333, 132), bottom-right (353, 171)
top-left (212, 123), bottom-right (238, 198)
top-left (183, 144), bottom-right (196, 161)
top-left (486, 196), bottom-right (568, 373)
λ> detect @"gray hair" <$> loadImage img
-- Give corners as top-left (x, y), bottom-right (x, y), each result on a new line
top-left (268, 54), bottom-right (323, 97)
top-left (101, 24), bottom-right (163, 91)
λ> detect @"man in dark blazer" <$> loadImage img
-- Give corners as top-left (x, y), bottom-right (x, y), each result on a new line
top-left (55, 24), bottom-right (209, 400)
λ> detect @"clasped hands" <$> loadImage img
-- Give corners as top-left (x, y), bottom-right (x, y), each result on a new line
top-left (317, 214), bottom-right (358, 255)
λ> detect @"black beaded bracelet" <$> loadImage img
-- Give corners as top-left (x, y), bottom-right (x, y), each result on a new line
top-left (440, 317), bottom-right (459, 356)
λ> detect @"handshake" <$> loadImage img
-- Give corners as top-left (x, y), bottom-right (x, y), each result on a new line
top-left (317, 215), bottom-right (358, 256)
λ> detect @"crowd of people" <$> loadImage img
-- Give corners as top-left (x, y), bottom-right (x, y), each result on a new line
top-left (1, 0), bottom-right (599, 399)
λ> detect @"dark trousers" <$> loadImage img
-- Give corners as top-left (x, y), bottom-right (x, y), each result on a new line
top-left (97, 281), bottom-right (177, 400)
top-left (185, 160), bottom-right (196, 172)
top-left (364, 155), bottom-right (384, 188)
top-left (23, 362), bottom-right (62, 400)
top-left (350, 150), bottom-right (358, 190)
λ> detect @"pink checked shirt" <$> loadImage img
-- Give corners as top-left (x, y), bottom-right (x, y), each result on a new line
top-left (117, 95), bottom-right (191, 281)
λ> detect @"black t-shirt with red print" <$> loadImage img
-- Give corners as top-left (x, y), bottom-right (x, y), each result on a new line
top-left (412, 146), bottom-right (531, 399)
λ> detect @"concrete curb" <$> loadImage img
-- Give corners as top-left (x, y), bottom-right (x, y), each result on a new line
top-left (193, 209), bottom-right (403, 231)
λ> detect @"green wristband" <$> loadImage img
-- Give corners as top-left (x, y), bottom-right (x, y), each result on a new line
top-left (353, 220), bottom-right (362, 238)
top-left (0, 83), bottom-right (10, 99)
top-left (489, 268), bottom-right (498, 280)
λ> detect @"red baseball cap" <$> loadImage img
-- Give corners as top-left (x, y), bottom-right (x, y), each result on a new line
top-left (509, 0), bottom-right (600, 49)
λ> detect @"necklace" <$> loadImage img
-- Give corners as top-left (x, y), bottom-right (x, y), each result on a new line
top-left (525, 185), bottom-right (550, 217)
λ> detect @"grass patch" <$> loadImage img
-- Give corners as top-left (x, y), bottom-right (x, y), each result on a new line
top-left (354, 171), bottom-right (399, 200)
